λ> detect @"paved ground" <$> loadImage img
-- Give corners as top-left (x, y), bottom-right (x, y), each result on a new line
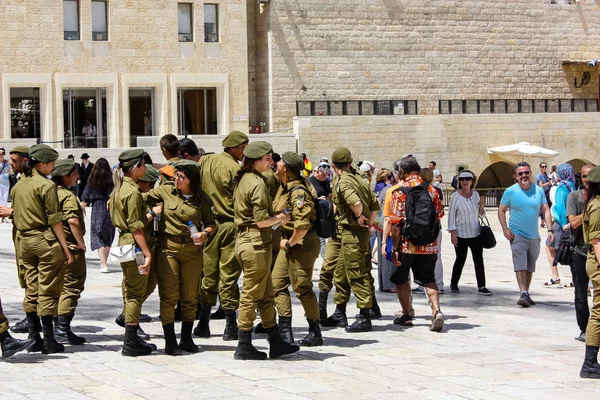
top-left (0, 212), bottom-right (597, 400)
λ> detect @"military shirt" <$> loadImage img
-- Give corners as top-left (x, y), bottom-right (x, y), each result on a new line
top-left (198, 152), bottom-right (239, 220)
top-left (146, 182), bottom-right (215, 236)
top-left (333, 170), bottom-right (380, 229)
top-left (109, 177), bottom-right (147, 246)
top-left (167, 157), bottom-right (184, 166)
top-left (11, 169), bottom-right (62, 232)
top-left (234, 171), bottom-right (273, 227)
top-left (273, 180), bottom-right (316, 240)
top-left (263, 170), bottom-right (280, 201)
top-left (57, 185), bottom-right (86, 246)
top-left (584, 196), bottom-right (600, 263)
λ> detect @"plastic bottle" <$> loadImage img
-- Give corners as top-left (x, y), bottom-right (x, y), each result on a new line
top-left (134, 247), bottom-right (146, 274)
top-left (188, 221), bottom-right (200, 245)
top-left (272, 208), bottom-right (291, 230)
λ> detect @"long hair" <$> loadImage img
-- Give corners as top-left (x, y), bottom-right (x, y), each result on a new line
top-left (585, 181), bottom-right (600, 209)
top-left (234, 157), bottom-right (257, 187)
top-left (88, 158), bottom-right (113, 195)
top-left (113, 158), bottom-right (144, 194)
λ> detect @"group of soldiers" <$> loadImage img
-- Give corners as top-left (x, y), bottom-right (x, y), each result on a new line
top-left (1, 131), bottom-right (382, 361)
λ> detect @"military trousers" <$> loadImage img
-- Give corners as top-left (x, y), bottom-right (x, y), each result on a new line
top-left (156, 237), bottom-right (203, 324)
top-left (318, 235), bottom-right (341, 293)
top-left (333, 228), bottom-right (373, 310)
top-left (120, 260), bottom-right (148, 325)
top-left (121, 247), bottom-right (157, 312)
top-left (235, 228), bottom-right (276, 332)
top-left (272, 231), bottom-right (320, 321)
top-left (0, 297), bottom-right (8, 335)
top-left (57, 249), bottom-right (87, 316)
top-left (13, 227), bottom-right (26, 289)
top-left (20, 229), bottom-right (65, 317)
top-left (199, 220), bottom-right (241, 310)
top-left (585, 256), bottom-right (600, 347)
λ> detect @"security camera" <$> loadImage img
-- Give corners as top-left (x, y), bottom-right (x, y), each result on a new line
top-left (588, 59), bottom-right (597, 67)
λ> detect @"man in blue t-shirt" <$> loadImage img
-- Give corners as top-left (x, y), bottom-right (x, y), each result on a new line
top-left (498, 162), bottom-right (553, 308)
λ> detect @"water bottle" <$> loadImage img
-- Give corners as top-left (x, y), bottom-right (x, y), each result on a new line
top-left (187, 221), bottom-right (200, 245)
top-left (272, 208), bottom-right (291, 230)
top-left (134, 247), bottom-right (146, 274)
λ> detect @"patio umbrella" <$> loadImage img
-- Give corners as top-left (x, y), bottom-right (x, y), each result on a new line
top-left (487, 142), bottom-right (559, 160)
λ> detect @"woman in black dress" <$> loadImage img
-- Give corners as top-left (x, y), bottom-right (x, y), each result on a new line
top-left (81, 158), bottom-right (115, 273)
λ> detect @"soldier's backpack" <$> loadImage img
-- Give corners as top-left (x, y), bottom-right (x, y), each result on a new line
top-left (289, 185), bottom-right (336, 238)
top-left (397, 182), bottom-right (440, 246)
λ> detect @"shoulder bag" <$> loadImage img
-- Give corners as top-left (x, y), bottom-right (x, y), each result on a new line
top-left (478, 216), bottom-right (496, 249)
top-left (107, 190), bottom-right (137, 265)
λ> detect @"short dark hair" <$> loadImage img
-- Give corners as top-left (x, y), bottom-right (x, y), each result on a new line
top-left (539, 162), bottom-right (547, 168)
top-left (160, 134), bottom-right (179, 156)
top-left (332, 161), bottom-right (351, 170)
top-left (516, 161), bottom-right (531, 171)
top-left (429, 161), bottom-right (436, 167)
top-left (400, 156), bottom-right (421, 174)
top-left (179, 138), bottom-right (199, 157)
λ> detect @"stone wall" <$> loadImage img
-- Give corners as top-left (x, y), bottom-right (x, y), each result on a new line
top-left (259, 0), bottom-right (600, 130)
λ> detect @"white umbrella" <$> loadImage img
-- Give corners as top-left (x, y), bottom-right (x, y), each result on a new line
top-left (487, 142), bottom-right (559, 159)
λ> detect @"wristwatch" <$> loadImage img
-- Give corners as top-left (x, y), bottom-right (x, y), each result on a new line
top-left (203, 229), bottom-right (211, 238)
top-left (285, 241), bottom-right (292, 251)
top-left (149, 209), bottom-right (157, 218)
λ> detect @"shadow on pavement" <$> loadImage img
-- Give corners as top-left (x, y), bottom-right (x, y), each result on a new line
top-left (323, 337), bottom-right (378, 348)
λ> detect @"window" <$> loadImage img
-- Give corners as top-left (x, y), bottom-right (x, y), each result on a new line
top-left (204, 4), bottom-right (218, 42)
top-left (177, 88), bottom-right (217, 136)
top-left (92, 0), bottom-right (108, 41)
top-left (10, 88), bottom-right (41, 140)
top-left (178, 3), bottom-right (193, 42)
top-left (129, 89), bottom-right (154, 147)
top-left (63, 89), bottom-right (107, 148)
top-left (63, 0), bottom-right (80, 40)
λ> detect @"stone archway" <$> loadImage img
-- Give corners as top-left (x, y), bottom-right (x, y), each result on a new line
top-left (566, 158), bottom-right (593, 173)
top-left (477, 161), bottom-right (516, 189)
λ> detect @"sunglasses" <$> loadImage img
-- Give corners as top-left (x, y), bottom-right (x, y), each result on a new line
top-left (458, 177), bottom-right (472, 181)
top-left (540, 166), bottom-right (547, 168)
top-left (517, 171), bottom-right (531, 176)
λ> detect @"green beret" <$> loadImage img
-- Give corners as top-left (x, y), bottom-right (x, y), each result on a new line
top-left (332, 147), bottom-right (353, 164)
top-left (118, 149), bottom-right (147, 168)
top-left (50, 159), bottom-right (77, 178)
top-left (29, 144), bottom-right (59, 163)
top-left (10, 146), bottom-right (29, 157)
top-left (140, 165), bottom-right (160, 183)
top-left (244, 141), bottom-right (273, 159)
top-left (588, 166), bottom-right (600, 183)
top-left (282, 151), bottom-right (304, 175)
top-left (222, 130), bottom-right (249, 148)
top-left (174, 160), bottom-right (200, 182)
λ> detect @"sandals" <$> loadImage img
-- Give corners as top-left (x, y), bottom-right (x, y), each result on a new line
top-left (544, 278), bottom-right (561, 286)
top-left (563, 282), bottom-right (574, 288)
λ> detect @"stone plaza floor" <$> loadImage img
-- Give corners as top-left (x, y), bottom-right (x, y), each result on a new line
top-left (0, 213), bottom-right (598, 400)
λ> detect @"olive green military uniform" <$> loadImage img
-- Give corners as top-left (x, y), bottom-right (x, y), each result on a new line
top-left (235, 171), bottom-right (276, 332)
top-left (167, 157), bottom-right (183, 166)
top-left (0, 298), bottom-right (8, 335)
top-left (146, 182), bottom-right (215, 324)
top-left (109, 176), bottom-right (149, 326)
top-left (318, 175), bottom-right (340, 293)
top-left (56, 185), bottom-right (87, 316)
top-left (12, 169), bottom-right (65, 317)
top-left (332, 170), bottom-right (380, 310)
top-left (10, 146), bottom-right (29, 289)
top-left (198, 151), bottom-right (241, 310)
top-left (264, 169), bottom-right (282, 269)
top-left (584, 195), bottom-right (600, 347)
top-left (272, 180), bottom-right (320, 320)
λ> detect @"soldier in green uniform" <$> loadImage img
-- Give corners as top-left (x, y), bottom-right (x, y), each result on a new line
top-left (161, 134), bottom-right (183, 166)
top-left (233, 141), bottom-right (300, 360)
top-left (271, 151), bottom-right (323, 346)
top-left (1, 297), bottom-right (35, 358)
top-left (109, 149), bottom-right (156, 357)
top-left (329, 147), bottom-right (380, 333)
top-left (146, 161), bottom-right (216, 355)
top-left (195, 131), bottom-right (248, 340)
top-left (12, 144), bottom-right (74, 354)
top-left (51, 160), bottom-right (88, 345)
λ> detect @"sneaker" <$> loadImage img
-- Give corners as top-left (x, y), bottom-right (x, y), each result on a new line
top-left (429, 310), bottom-right (444, 332)
top-left (450, 284), bottom-right (460, 293)
top-left (575, 332), bottom-right (586, 342)
top-left (517, 293), bottom-right (530, 307)
top-left (393, 314), bottom-right (413, 326)
top-left (98, 266), bottom-right (110, 273)
top-left (438, 289), bottom-right (445, 294)
top-left (478, 287), bottom-right (493, 296)
top-left (412, 286), bottom-right (425, 294)
top-left (525, 293), bottom-right (535, 306)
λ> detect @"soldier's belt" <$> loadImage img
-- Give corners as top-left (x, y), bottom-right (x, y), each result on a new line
top-left (160, 233), bottom-right (194, 244)
top-left (237, 225), bottom-right (260, 233)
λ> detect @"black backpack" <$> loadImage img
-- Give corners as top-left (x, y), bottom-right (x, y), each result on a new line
top-left (397, 182), bottom-right (440, 246)
top-left (290, 186), bottom-right (336, 238)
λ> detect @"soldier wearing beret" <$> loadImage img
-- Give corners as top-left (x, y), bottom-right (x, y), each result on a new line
top-left (581, 165), bottom-right (600, 379)
top-left (195, 131), bottom-right (248, 340)
top-left (271, 151), bottom-right (323, 346)
top-left (233, 141), bottom-right (299, 360)
top-left (50, 160), bottom-right (87, 345)
top-left (146, 160), bottom-right (216, 355)
top-left (11, 144), bottom-right (74, 354)
top-left (0, 297), bottom-right (35, 358)
top-left (109, 149), bottom-right (156, 357)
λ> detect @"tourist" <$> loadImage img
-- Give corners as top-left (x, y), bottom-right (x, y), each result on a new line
top-left (536, 162), bottom-right (551, 227)
top-left (429, 161), bottom-right (442, 188)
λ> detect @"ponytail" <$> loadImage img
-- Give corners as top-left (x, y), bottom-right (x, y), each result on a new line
top-left (234, 157), bottom-right (257, 187)
top-left (113, 158), bottom-right (144, 194)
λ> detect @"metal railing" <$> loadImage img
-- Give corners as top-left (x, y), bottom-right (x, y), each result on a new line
top-left (441, 187), bottom-right (507, 208)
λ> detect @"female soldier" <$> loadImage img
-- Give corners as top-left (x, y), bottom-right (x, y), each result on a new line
top-left (50, 160), bottom-right (87, 345)
top-left (233, 141), bottom-right (299, 360)
top-left (271, 152), bottom-right (322, 346)
top-left (11, 144), bottom-right (73, 354)
top-left (109, 149), bottom-right (155, 357)
top-left (146, 161), bottom-right (215, 355)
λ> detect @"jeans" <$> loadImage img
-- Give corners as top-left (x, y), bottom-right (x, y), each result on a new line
top-left (570, 251), bottom-right (590, 334)
top-left (451, 236), bottom-right (486, 288)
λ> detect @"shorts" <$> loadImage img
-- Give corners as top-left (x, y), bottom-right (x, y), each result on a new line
top-left (511, 234), bottom-right (541, 273)
top-left (551, 221), bottom-right (564, 251)
top-left (390, 253), bottom-right (437, 286)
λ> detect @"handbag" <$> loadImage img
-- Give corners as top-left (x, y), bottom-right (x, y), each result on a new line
top-left (107, 244), bottom-right (136, 266)
top-left (478, 216), bottom-right (496, 249)
top-left (554, 233), bottom-right (573, 266)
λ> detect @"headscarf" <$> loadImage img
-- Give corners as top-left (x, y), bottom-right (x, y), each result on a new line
top-left (557, 163), bottom-right (575, 189)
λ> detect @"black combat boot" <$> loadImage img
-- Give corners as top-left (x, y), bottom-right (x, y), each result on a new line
top-left (179, 321), bottom-right (200, 353)
top-left (318, 291), bottom-right (329, 322)
top-left (162, 323), bottom-right (184, 356)
top-left (174, 301), bottom-right (182, 321)
top-left (369, 296), bottom-right (382, 319)
top-left (193, 304), bottom-right (211, 338)
top-left (122, 324), bottom-right (152, 357)
top-left (234, 330), bottom-right (267, 360)
top-left (298, 320), bottom-right (323, 347)
top-left (116, 313), bottom-right (151, 341)
top-left (222, 309), bottom-right (238, 341)
top-left (580, 345), bottom-right (600, 379)
top-left (211, 305), bottom-right (225, 320)
top-left (266, 324), bottom-right (300, 359)
top-left (1, 330), bottom-right (34, 359)
top-left (345, 308), bottom-right (372, 333)
top-left (26, 312), bottom-right (43, 353)
top-left (254, 321), bottom-right (266, 334)
top-left (115, 313), bottom-right (125, 327)
top-left (40, 315), bottom-right (65, 354)
top-left (55, 314), bottom-right (86, 345)
top-left (278, 316), bottom-right (294, 344)
top-left (320, 303), bottom-right (348, 328)
top-left (10, 316), bottom-right (28, 334)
